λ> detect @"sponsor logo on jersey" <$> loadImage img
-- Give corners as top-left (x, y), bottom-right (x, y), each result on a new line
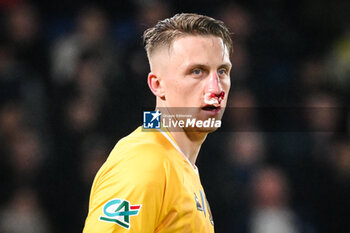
top-left (205, 198), bottom-right (214, 226)
top-left (194, 193), bottom-right (204, 212)
top-left (194, 191), bottom-right (214, 226)
top-left (143, 110), bottom-right (161, 129)
top-left (99, 199), bottom-right (142, 229)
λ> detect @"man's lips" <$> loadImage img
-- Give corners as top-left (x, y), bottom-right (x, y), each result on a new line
top-left (201, 104), bottom-right (221, 112)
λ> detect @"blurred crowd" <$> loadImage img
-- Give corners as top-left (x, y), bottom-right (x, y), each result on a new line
top-left (0, 0), bottom-right (349, 233)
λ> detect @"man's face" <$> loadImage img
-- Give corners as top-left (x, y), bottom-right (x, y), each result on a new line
top-left (150, 35), bottom-right (231, 131)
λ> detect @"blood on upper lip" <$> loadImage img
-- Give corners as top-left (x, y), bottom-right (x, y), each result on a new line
top-left (220, 92), bottom-right (225, 98)
top-left (217, 91), bottom-right (225, 104)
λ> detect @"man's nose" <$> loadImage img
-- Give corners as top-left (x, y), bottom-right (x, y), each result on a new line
top-left (206, 72), bottom-right (222, 95)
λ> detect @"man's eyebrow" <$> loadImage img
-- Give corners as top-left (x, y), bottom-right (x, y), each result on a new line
top-left (183, 63), bottom-right (209, 72)
top-left (219, 63), bottom-right (232, 69)
top-left (185, 62), bottom-right (232, 70)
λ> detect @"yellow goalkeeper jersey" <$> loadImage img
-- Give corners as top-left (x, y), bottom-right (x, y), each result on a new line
top-left (83, 126), bottom-right (214, 233)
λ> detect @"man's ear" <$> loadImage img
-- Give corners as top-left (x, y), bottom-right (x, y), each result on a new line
top-left (148, 72), bottom-right (165, 100)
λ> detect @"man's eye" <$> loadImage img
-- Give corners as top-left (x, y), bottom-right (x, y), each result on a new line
top-left (218, 69), bottom-right (227, 75)
top-left (192, 69), bottom-right (202, 75)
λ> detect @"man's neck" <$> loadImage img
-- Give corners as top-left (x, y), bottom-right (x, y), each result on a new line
top-left (168, 128), bottom-right (207, 165)
top-left (156, 104), bottom-right (208, 165)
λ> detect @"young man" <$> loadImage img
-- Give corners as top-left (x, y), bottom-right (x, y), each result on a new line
top-left (83, 13), bottom-right (232, 232)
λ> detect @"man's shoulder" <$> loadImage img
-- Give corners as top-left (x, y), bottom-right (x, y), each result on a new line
top-left (93, 127), bottom-right (176, 189)
top-left (102, 127), bottom-right (174, 173)
top-left (115, 127), bottom-right (170, 157)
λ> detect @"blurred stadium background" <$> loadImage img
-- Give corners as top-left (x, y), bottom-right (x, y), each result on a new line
top-left (0, 0), bottom-right (349, 232)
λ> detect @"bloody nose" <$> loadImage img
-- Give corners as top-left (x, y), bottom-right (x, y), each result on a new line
top-left (210, 92), bottom-right (225, 98)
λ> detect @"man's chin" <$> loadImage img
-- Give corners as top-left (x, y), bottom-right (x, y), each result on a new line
top-left (189, 126), bottom-right (220, 133)
top-left (161, 108), bottom-right (224, 132)
top-left (182, 119), bottom-right (222, 132)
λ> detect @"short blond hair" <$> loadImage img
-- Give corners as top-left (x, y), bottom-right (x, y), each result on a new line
top-left (143, 13), bottom-right (233, 57)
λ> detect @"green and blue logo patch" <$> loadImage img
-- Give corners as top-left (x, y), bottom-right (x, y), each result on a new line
top-left (99, 199), bottom-right (142, 229)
